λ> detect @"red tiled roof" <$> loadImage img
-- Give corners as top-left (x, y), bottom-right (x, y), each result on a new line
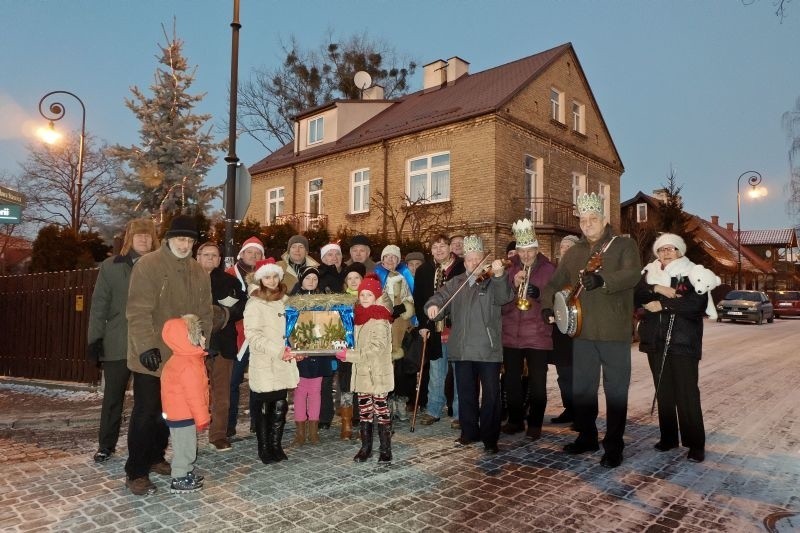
top-left (740, 229), bottom-right (798, 247)
top-left (250, 43), bottom-right (621, 175)
top-left (688, 216), bottom-right (775, 274)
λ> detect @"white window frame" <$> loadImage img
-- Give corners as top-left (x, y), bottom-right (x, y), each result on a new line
top-left (572, 172), bottom-right (587, 215)
top-left (572, 100), bottom-right (586, 134)
top-left (636, 203), bottom-right (648, 223)
top-left (308, 178), bottom-right (323, 215)
top-left (598, 182), bottom-right (611, 224)
top-left (524, 155), bottom-right (544, 223)
top-left (407, 152), bottom-right (451, 203)
top-left (266, 187), bottom-right (285, 226)
top-left (351, 168), bottom-right (370, 214)
top-left (308, 116), bottom-right (324, 145)
top-left (550, 88), bottom-right (565, 123)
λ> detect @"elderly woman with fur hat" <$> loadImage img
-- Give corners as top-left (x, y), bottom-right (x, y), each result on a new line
top-left (634, 233), bottom-right (711, 463)
top-left (87, 217), bottom-right (159, 465)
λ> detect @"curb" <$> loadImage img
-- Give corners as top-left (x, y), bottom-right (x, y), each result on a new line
top-left (0, 376), bottom-right (99, 392)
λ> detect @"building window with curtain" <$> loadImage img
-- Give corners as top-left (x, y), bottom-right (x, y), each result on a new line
top-left (267, 187), bottom-right (284, 225)
top-left (351, 168), bottom-right (370, 213)
top-left (408, 152), bottom-right (450, 202)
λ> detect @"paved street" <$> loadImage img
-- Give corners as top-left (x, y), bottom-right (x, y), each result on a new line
top-left (1, 319), bottom-right (799, 532)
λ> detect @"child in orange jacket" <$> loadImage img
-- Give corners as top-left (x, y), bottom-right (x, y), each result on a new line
top-left (161, 314), bottom-right (210, 494)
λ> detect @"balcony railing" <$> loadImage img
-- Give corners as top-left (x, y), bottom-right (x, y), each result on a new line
top-left (524, 197), bottom-right (580, 232)
top-left (274, 212), bottom-right (328, 232)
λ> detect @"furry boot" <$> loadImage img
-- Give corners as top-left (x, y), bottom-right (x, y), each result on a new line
top-left (307, 420), bottom-right (320, 444)
top-left (292, 421), bottom-right (306, 446)
top-left (340, 406), bottom-right (353, 440)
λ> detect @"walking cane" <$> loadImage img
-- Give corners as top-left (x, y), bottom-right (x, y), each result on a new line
top-left (651, 313), bottom-right (675, 416)
top-left (410, 334), bottom-right (428, 432)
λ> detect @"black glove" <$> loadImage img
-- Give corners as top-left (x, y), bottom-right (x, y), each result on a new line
top-left (139, 348), bottom-right (162, 372)
top-left (87, 339), bottom-right (104, 367)
top-left (581, 272), bottom-right (604, 291)
top-left (526, 284), bottom-right (540, 299)
top-left (541, 308), bottom-right (555, 324)
top-left (391, 304), bottom-right (406, 319)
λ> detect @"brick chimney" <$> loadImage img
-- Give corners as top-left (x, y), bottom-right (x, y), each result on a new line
top-left (423, 59), bottom-right (447, 91)
top-left (711, 215), bottom-right (719, 225)
top-left (726, 223), bottom-right (734, 232)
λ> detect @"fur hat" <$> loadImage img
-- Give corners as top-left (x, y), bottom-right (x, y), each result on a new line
top-left (121, 217), bottom-right (159, 255)
top-left (357, 273), bottom-right (383, 298)
top-left (405, 251), bottom-right (425, 263)
top-left (237, 236), bottom-right (264, 259)
top-left (343, 262), bottom-right (367, 279)
top-left (253, 258), bottom-right (284, 281)
top-left (287, 234), bottom-right (309, 251)
top-left (165, 215), bottom-right (198, 240)
top-left (561, 235), bottom-right (580, 246)
top-left (652, 233), bottom-right (687, 256)
top-left (349, 235), bottom-right (371, 249)
top-left (381, 244), bottom-right (401, 260)
top-left (320, 242), bottom-right (341, 259)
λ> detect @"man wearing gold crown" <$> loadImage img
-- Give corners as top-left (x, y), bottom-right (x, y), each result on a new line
top-left (425, 235), bottom-right (514, 454)
top-left (541, 193), bottom-right (641, 468)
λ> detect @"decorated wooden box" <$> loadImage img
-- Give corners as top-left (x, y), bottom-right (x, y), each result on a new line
top-left (284, 293), bottom-right (356, 355)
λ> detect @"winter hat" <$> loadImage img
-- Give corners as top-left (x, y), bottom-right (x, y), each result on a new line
top-left (165, 215), bottom-right (199, 240)
top-left (237, 236), bottom-right (265, 259)
top-left (121, 217), bottom-right (159, 255)
top-left (253, 257), bottom-right (284, 281)
top-left (561, 235), bottom-right (580, 246)
top-left (349, 235), bottom-right (371, 249)
top-left (506, 241), bottom-right (517, 253)
top-left (299, 266), bottom-right (320, 285)
top-left (320, 242), bottom-right (341, 259)
top-left (405, 251), bottom-right (425, 263)
top-left (381, 244), bottom-right (401, 260)
top-left (357, 273), bottom-right (383, 299)
top-left (287, 234), bottom-right (309, 251)
top-left (343, 262), bottom-right (367, 279)
top-left (652, 233), bottom-right (687, 256)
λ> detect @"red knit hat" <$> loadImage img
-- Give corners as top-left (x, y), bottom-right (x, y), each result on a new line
top-left (254, 257), bottom-right (284, 281)
top-left (238, 236), bottom-right (265, 259)
top-left (357, 273), bottom-right (382, 298)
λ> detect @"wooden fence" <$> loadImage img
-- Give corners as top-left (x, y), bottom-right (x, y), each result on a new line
top-left (0, 269), bottom-right (101, 384)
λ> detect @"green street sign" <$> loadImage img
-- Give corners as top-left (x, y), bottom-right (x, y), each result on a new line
top-left (0, 186), bottom-right (25, 206)
top-left (0, 204), bottom-right (22, 224)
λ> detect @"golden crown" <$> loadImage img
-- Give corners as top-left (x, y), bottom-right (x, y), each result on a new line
top-left (511, 219), bottom-right (539, 248)
top-left (462, 235), bottom-right (484, 254)
top-left (576, 192), bottom-right (604, 216)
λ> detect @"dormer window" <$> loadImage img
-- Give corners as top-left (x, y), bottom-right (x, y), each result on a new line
top-left (308, 116), bottom-right (324, 144)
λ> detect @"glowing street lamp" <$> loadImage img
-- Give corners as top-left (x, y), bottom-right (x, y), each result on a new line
top-left (736, 171), bottom-right (766, 289)
top-left (38, 90), bottom-right (86, 231)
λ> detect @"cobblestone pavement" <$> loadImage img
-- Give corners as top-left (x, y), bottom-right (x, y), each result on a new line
top-left (1, 320), bottom-right (798, 532)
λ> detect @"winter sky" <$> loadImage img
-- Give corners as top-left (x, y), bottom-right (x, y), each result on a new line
top-left (1, 0), bottom-right (798, 230)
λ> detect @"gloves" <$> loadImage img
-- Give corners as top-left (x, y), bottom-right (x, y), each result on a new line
top-left (139, 348), bottom-right (162, 372)
top-left (87, 338), bottom-right (104, 367)
top-left (335, 349), bottom-right (347, 362)
top-left (581, 272), bottom-right (604, 291)
top-left (526, 284), bottom-right (540, 299)
top-left (391, 304), bottom-right (406, 319)
top-left (541, 308), bottom-right (555, 324)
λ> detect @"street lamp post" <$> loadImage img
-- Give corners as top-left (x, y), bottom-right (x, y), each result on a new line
top-left (736, 170), bottom-right (763, 290)
top-left (38, 91), bottom-right (86, 232)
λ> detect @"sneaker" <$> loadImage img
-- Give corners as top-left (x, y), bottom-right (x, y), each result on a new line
top-left (126, 476), bottom-right (157, 496)
top-left (418, 413), bottom-right (440, 426)
top-left (450, 419), bottom-right (461, 430)
top-left (93, 448), bottom-right (113, 463)
top-left (150, 460), bottom-right (171, 476)
top-left (170, 475), bottom-right (203, 494)
top-left (211, 438), bottom-right (232, 451)
top-left (186, 470), bottom-right (205, 483)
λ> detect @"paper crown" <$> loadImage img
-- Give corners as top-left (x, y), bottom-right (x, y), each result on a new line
top-left (462, 235), bottom-right (484, 254)
top-left (576, 192), bottom-right (604, 216)
top-left (511, 219), bottom-right (539, 249)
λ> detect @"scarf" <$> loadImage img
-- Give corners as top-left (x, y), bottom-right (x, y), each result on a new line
top-left (354, 303), bottom-right (393, 326)
top-left (642, 256), bottom-right (694, 286)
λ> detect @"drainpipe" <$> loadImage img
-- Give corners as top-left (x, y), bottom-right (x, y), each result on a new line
top-left (382, 140), bottom-right (388, 238)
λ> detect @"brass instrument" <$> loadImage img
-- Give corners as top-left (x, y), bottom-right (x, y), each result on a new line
top-left (516, 262), bottom-right (532, 311)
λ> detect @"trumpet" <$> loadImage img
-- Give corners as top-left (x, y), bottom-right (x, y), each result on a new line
top-left (516, 262), bottom-right (532, 311)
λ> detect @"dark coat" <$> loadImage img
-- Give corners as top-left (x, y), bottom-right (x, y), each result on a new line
top-left (88, 253), bottom-right (137, 362)
top-left (501, 253), bottom-right (556, 350)
top-left (634, 274), bottom-right (707, 359)
top-left (413, 256), bottom-right (465, 360)
top-left (209, 267), bottom-right (246, 359)
top-left (317, 263), bottom-right (344, 294)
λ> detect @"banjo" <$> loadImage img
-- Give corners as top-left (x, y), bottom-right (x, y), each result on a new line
top-left (554, 237), bottom-right (616, 337)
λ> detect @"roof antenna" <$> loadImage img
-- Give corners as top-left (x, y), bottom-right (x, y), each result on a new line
top-left (354, 71), bottom-right (372, 99)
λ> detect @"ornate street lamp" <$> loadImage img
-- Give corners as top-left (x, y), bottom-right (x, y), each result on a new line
top-left (38, 90), bottom-right (86, 232)
top-left (736, 170), bottom-right (764, 289)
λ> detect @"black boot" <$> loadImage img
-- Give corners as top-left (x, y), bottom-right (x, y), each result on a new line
top-left (353, 422), bottom-right (373, 462)
top-left (258, 403), bottom-right (276, 465)
top-left (377, 423), bottom-right (392, 465)
top-left (272, 399), bottom-right (289, 461)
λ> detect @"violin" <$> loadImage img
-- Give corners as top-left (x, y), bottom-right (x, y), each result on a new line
top-left (475, 259), bottom-right (512, 282)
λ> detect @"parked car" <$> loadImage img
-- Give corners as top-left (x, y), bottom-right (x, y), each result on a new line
top-left (769, 290), bottom-right (800, 318)
top-left (716, 290), bottom-right (774, 325)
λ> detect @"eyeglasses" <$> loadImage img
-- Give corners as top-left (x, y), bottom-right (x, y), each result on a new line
top-left (657, 247), bottom-right (678, 253)
top-left (198, 253), bottom-right (220, 258)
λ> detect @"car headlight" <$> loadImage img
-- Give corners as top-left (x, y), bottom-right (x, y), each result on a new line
top-left (716, 304), bottom-right (724, 310)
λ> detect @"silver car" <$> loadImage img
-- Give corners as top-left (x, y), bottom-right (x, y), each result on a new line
top-left (716, 290), bottom-right (775, 325)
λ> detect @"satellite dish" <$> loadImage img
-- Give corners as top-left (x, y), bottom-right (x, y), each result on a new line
top-left (354, 71), bottom-right (372, 98)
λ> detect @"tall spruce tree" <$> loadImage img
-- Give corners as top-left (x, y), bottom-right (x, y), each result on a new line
top-left (108, 23), bottom-right (224, 226)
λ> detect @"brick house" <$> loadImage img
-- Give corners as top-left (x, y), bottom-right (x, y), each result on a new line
top-left (247, 43), bottom-right (623, 260)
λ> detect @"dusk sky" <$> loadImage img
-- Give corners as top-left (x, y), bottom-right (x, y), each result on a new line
top-left (1, 0), bottom-right (798, 231)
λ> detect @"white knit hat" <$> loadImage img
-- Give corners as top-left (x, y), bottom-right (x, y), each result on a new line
top-left (652, 233), bottom-right (687, 256)
top-left (320, 243), bottom-right (341, 259)
top-left (381, 244), bottom-right (401, 260)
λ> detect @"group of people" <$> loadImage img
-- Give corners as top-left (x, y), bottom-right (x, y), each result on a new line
top-left (87, 191), bottom-right (713, 496)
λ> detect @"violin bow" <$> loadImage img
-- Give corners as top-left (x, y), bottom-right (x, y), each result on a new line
top-left (432, 253), bottom-right (491, 317)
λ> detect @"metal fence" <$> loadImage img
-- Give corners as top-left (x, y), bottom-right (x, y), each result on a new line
top-left (0, 269), bottom-right (101, 384)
